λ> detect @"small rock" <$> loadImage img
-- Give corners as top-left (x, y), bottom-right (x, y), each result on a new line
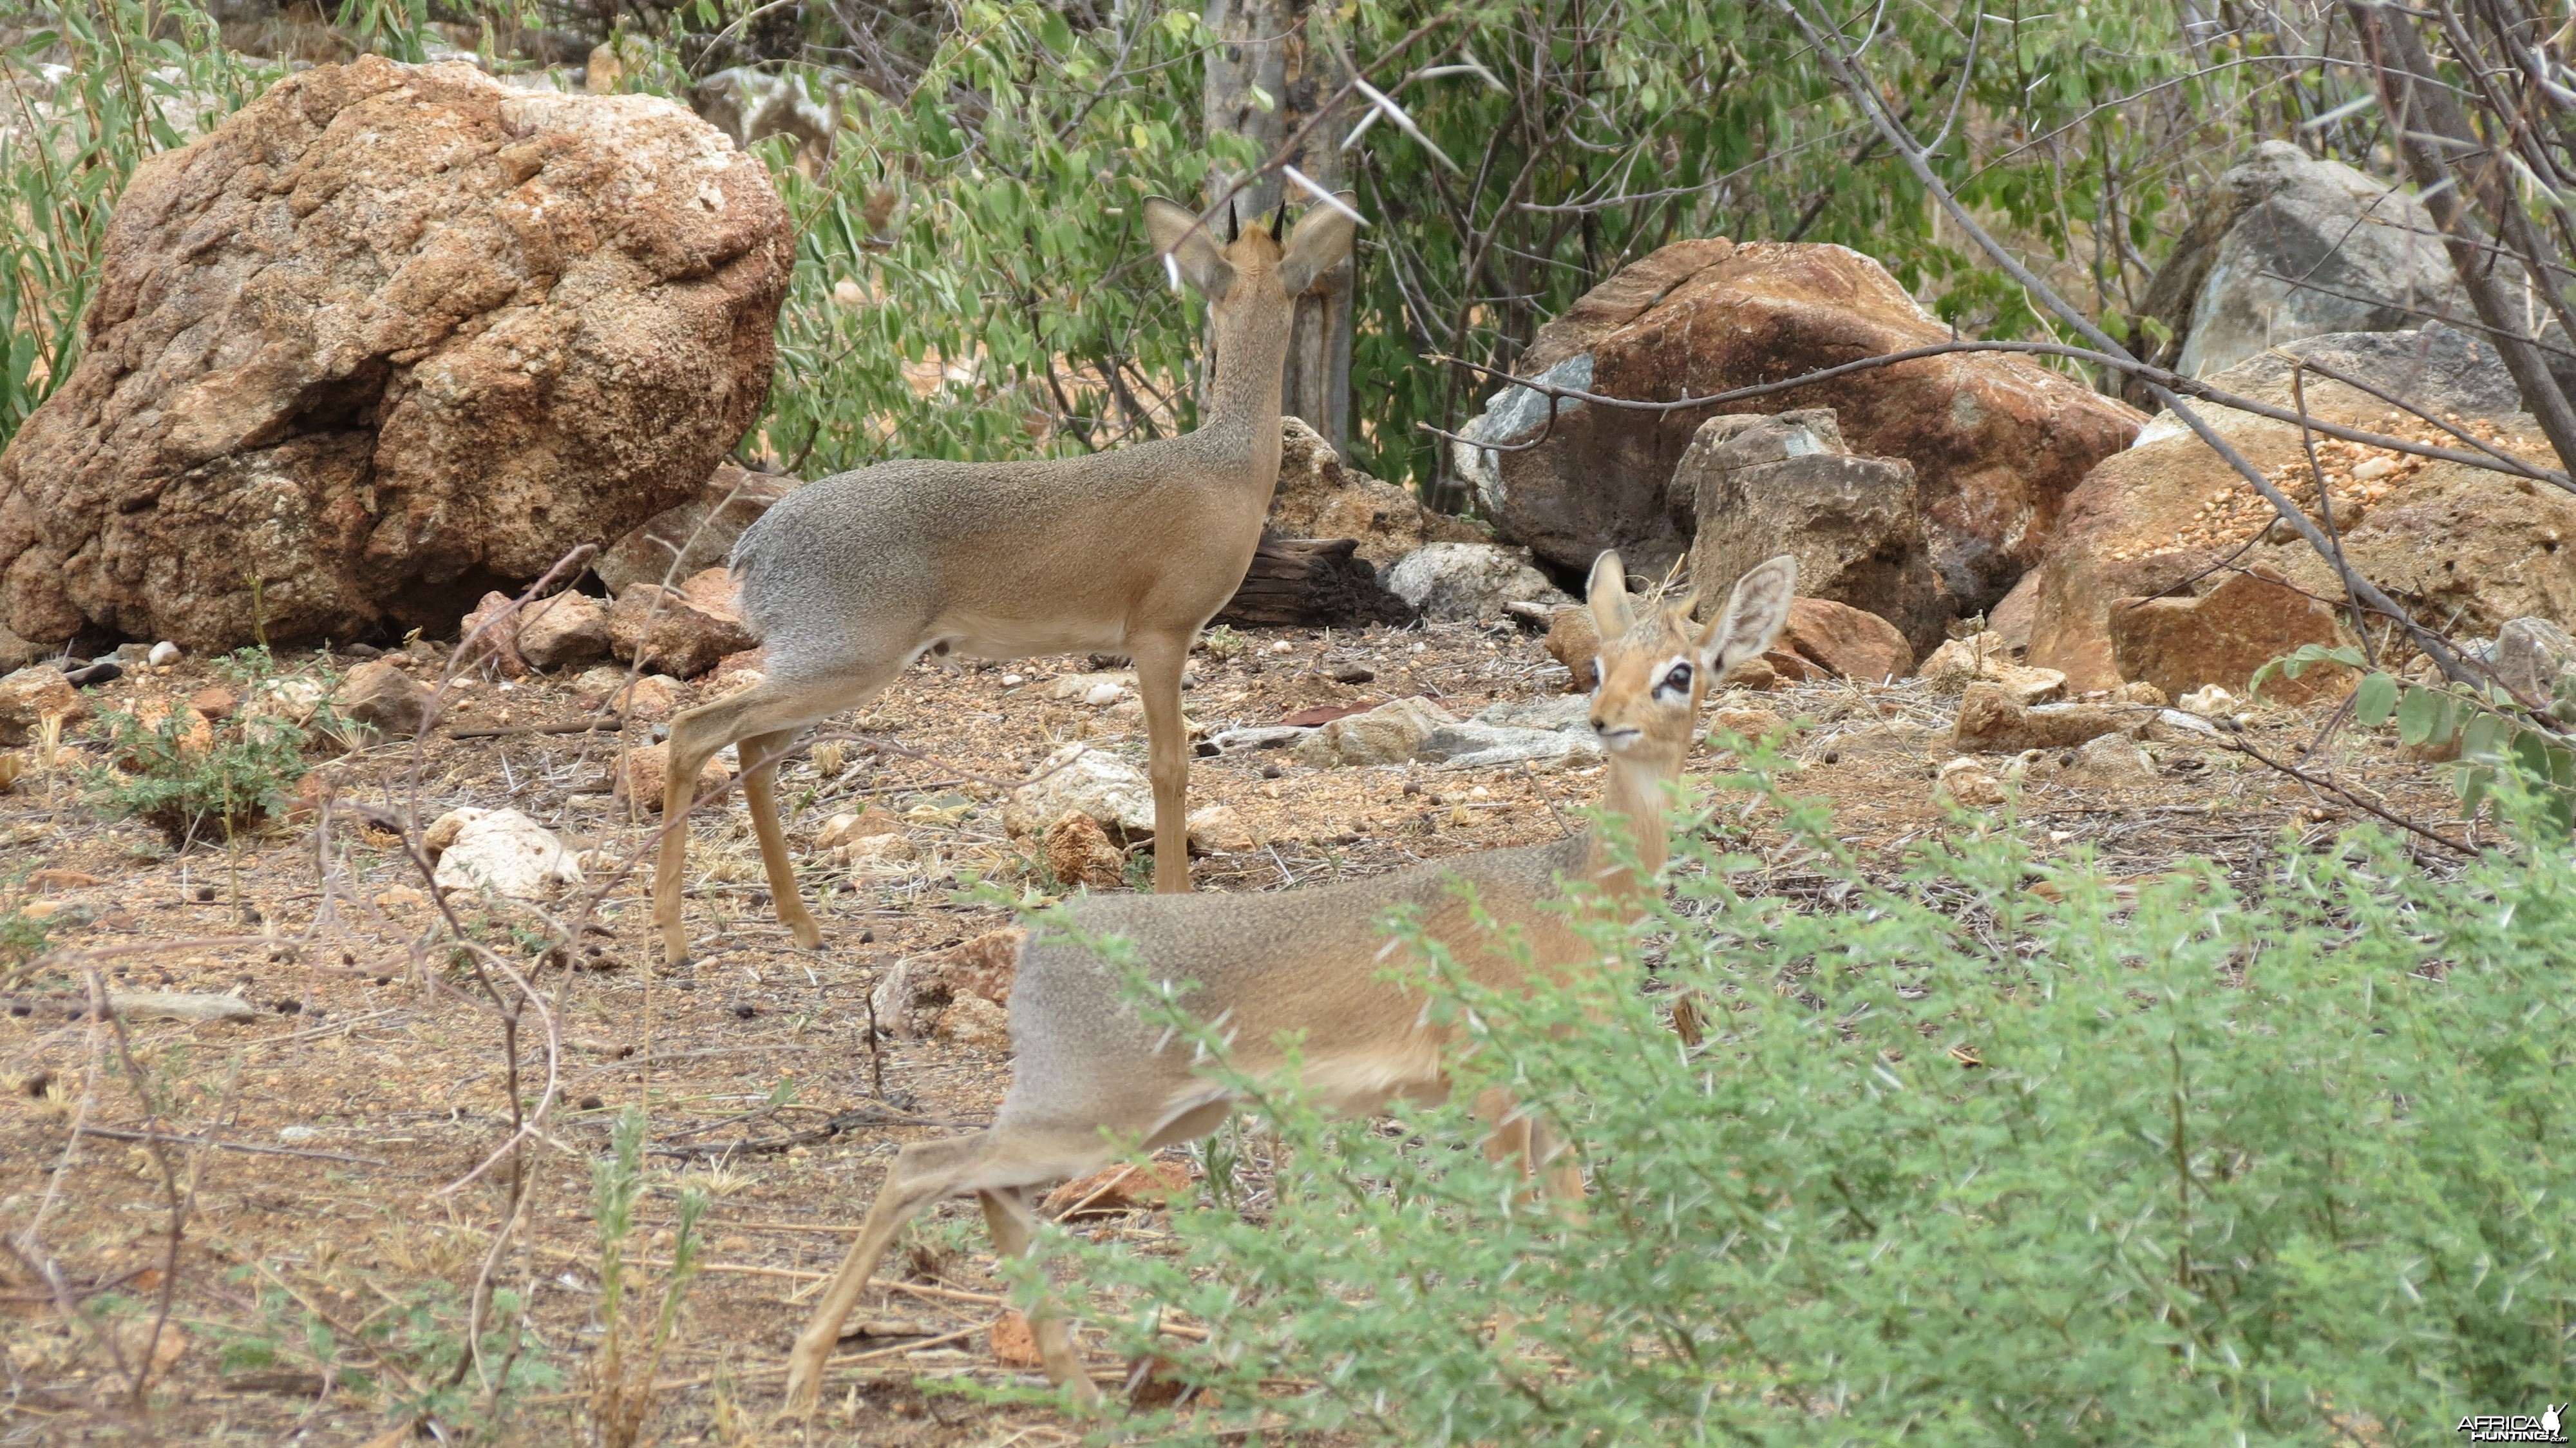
top-left (1208, 725), bottom-right (1307, 753)
top-left (1920, 633), bottom-right (2065, 703)
top-left (0, 665), bottom-right (88, 746)
top-left (2178, 684), bottom-right (2239, 718)
top-left (2113, 680), bottom-right (2169, 707)
top-left (21, 900), bottom-right (95, 927)
top-left (431, 809), bottom-right (583, 899)
top-left (990, 1311), bottom-right (1044, 1368)
top-left (146, 641), bottom-right (180, 667)
top-left (1718, 655), bottom-right (1779, 692)
top-left (332, 660), bottom-right (437, 738)
top-left (1045, 811), bottom-right (1127, 887)
top-left (455, 591), bottom-right (529, 678)
top-left (1003, 745), bottom-right (1155, 837)
top-left (245, 676), bottom-right (327, 725)
top-left (1047, 669), bottom-right (1135, 701)
top-left (1709, 707), bottom-right (1790, 743)
top-left (1779, 598), bottom-right (1914, 683)
top-left (1186, 804), bottom-right (1256, 853)
top-left (108, 992), bottom-right (258, 1023)
top-left (1953, 682), bottom-right (2126, 752)
top-left (605, 567), bottom-right (759, 678)
top-left (1084, 681), bottom-right (1126, 707)
top-left (517, 591), bottom-right (612, 671)
top-left (1475, 695), bottom-right (1593, 732)
top-left (1294, 696), bottom-right (1457, 768)
top-left (837, 832), bottom-right (919, 873)
top-left (614, 743), bottom-right (734, 810)
top-left (1327, 663), bottom-right (1375, 685)
top-left (423, 807), bottom-right (486, 859)
top-left (188, 685), bottom-right (239, 721)
top-left (374, 886), bottom-right (428, 911)
top-left (1416, 720), bottom-right (1601, 770)
top-left (873, 929), bottom-right (1023, 1037)
top-left (1382, 542), bottom-right (1571, 621)
top-left (933, 994), bottom-right (1012, 1049)
top-left (2494, 616), bottom-right (2576, 705)
top-left (573, 669), bottom-right (684, 721)
top-left (1935, 757), bottom-right (2006, 807)
top-left (1041, 1159), bottom-right (1193, 1218)
top-left (815, 808), bottom-right (904, 850)
top-left (2061, 733), bottom-right (2156, 785)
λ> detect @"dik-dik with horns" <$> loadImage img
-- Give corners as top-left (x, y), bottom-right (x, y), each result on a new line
top-left (651, 197), bottom-right (1358, 966)
top-left (779, 552), bottom-right (1798, 1410)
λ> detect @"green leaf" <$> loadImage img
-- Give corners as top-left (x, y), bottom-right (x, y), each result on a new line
top-left (2462, 710), bottom-right (2508, 765)
top-left (2354, 672), bottom-right (2399, 728)
top-left (2398, 686), bottom-right (2443, 747)
top-left (1038, 8), bottom-right (1074, 55)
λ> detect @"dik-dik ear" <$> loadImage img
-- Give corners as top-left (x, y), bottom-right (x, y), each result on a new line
top-left (1143, 196), bottom-right (1235, 301)
top-left (1698, 555), bottom-right (1797, 671)
top-left (1586, 551), bottom-right (1636, 641)
top-left (1276, 192), bottom-right (1359, 298)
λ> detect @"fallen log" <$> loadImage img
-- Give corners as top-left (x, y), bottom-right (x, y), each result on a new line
top-left (1214, 535), bottom-right (1413, 628)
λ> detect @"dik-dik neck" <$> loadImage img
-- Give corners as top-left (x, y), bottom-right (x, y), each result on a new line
top-left (1195, 298), bottom-right (1294, 474)
top-left (1577, 752), bottom-right (1679, 908)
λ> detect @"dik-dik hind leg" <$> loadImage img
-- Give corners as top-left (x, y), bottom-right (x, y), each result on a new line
top-left (657, 669), bottom-right (896, 966)
top-left (737, 729), bottom-right (819, 950)
top-left (1130, 634), bottom-right (1193, 893)
top-left (981, 1187), bottom-right (1101, 1405)
top-left (781, 1134), bottom-right (988, 1415)
top-left (1475, 1088), bottom-right (1584, 1204)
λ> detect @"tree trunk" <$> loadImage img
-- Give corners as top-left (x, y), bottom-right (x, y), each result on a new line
top-left (1215, 535), bottom-right (1408, 627)
top-left (1202, 0), bottom-right (1354, 450)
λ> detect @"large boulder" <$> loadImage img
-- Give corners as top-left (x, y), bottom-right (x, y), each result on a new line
top-left (2109, 566), bottom-right (2353, 705)
top-left (1681, 408), bottom-right (1947, 653)
top-left (593, 462), bottom-right (802, 597)
top-left (2124, 142), bottom-right (2468, 406)
top-left (0, 57), bottom-right (793, 653)
top-left (2027, 327), bottom-right (2576, 691)
top-left (1452, 239), bottom-right (2142, 607)
top-left (1271, 417), bottom-right (1487, 568)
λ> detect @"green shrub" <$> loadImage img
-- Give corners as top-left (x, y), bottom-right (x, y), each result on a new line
top-left (82, 658), bottom-right (332, 843)
top-left (1037, 756), bottom-right (2576, 1444)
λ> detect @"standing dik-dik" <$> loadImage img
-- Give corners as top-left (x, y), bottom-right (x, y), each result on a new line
top-left (780, 552), bottom-right (1798, 1409)
top-left (651, 198), bottom-right (1358, 966)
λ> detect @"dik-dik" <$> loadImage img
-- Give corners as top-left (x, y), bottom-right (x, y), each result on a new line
top-left (649, 198), bottom-right (1358, 966)
top-left (780, 551), bottom-right (1798, 1409)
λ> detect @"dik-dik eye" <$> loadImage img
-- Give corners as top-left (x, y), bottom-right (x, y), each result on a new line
top-left (1656, 662), bottom-right (1693, 698)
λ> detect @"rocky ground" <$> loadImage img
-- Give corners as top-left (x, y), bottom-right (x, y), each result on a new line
top-left (0, 614), bottom-right (2476, 1445)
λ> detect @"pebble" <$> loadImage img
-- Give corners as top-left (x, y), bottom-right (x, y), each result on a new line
top-left (147, 641), bottom-right (180, 667)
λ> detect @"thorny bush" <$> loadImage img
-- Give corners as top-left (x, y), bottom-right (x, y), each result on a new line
top-left (1023, 745), bottom-right (2575, 1444)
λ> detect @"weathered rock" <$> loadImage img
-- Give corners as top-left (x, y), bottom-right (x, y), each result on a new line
top-left (1416, 721), bottom-right (1602, 769)
top-left (332, 660), bottom-right (435, 737)
top-left (1542, 606), bottom-right (1600, 691)
top-left (516, 591), bottom-right (611, 671)
top-left (815, 807), bottom-right (904, 850)
top-left (422, 806), bottom-right (479, 859)
top-left (431, 808), bottom-right (582, 899)
top-left (455, 591), bottom-right (529, 680)
top-left (2027, 327), bottom-right (2574, 690)
top-left (1383, 543), bottom-right (1569, 622)
top-left (1186, 805), bottom-right (1256, 854)
top-left (1935, 756), bottom-right (2005, 807)
top-left (612, 742), bottom-right (734, 810)
top-left (933, 994), bottom-right (1012, 1050)
top-left (870, 929), bottom-right (1021, 1038)
top-left (2110, 566), bottom-right (2352, 705)
top-left (107, 993), bottom-right (260, 1024)
top-left (1271, 417), bottom-right (1487, 567)
top-left (1293, 696), bottom-right (1457, 767)
top-left (572, 666), bottom-right (685, 721)
top-left (1919, 632), bottom-right (2065, 703)
top-left (592, 464), bottom-right (802, 596)
top-left (1681, 410), bottom-right (1949, 652)
top-left (0, 665), bottom-right (86, 745)
top-left (1953, 683), bottom-right (2126, 752)
top-left (188, 685), bottom-right (238, 721)
top-left (605, 568), bottom-right (758, 678)
top-left (1452, 239), bottom-right (2142, 606)
top-left (2139, 142), bottom-right (2468, 394)
top-left (1004, 745), bottom-right (1155, 837)
top-left (1718, 655), bottom-right (1779, 691)
top-left (1042, 1159), bottom-right (1191, 1218)
top-left (0, 622), bottom-right (42, 673)
top-left (1779, 598), bottom-right (1913, 683)
top-left (0, 57), bottom-right (793, 654)
top-left (1708, 707), bottom-right (1790, 743)
top-left (2060, 733), bottom-right (2157, 786)
top-left (1987, 572), bottom-right (2040, 650)
top-left (2494, 616), bottom-right (2576, 705)
top-left (1045, 810), bottom-right (1126, 887)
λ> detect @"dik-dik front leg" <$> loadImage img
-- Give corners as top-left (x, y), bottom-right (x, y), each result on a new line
top-left (1130, 634), bottom-right (1194, 893)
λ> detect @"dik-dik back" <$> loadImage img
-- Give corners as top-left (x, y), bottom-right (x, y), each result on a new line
top-left (1009, 832), bottom-right (1595, 1126)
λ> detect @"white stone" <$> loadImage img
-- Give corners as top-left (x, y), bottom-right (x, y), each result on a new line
top-left (2179, 684), bottom-right (2238, 718)
top-left (431, 808), bottom-right (583, 899)
top-left (1003, 744), bottom-right (1155, 836)
top-left (146, 641), bottom-right (181, 667)
top-left (1293, 697), bottom-right (1458, 768)
top-left (1186, 805), bottom-right (1256, 853)
top-left (1383, 542), bottom-right (1572, 622)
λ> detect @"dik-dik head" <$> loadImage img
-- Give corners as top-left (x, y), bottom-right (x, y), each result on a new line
top-left (1586, 551), bottom-right (1797, 765)
top-left (1142, 194), bottom-right (1358, 332)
